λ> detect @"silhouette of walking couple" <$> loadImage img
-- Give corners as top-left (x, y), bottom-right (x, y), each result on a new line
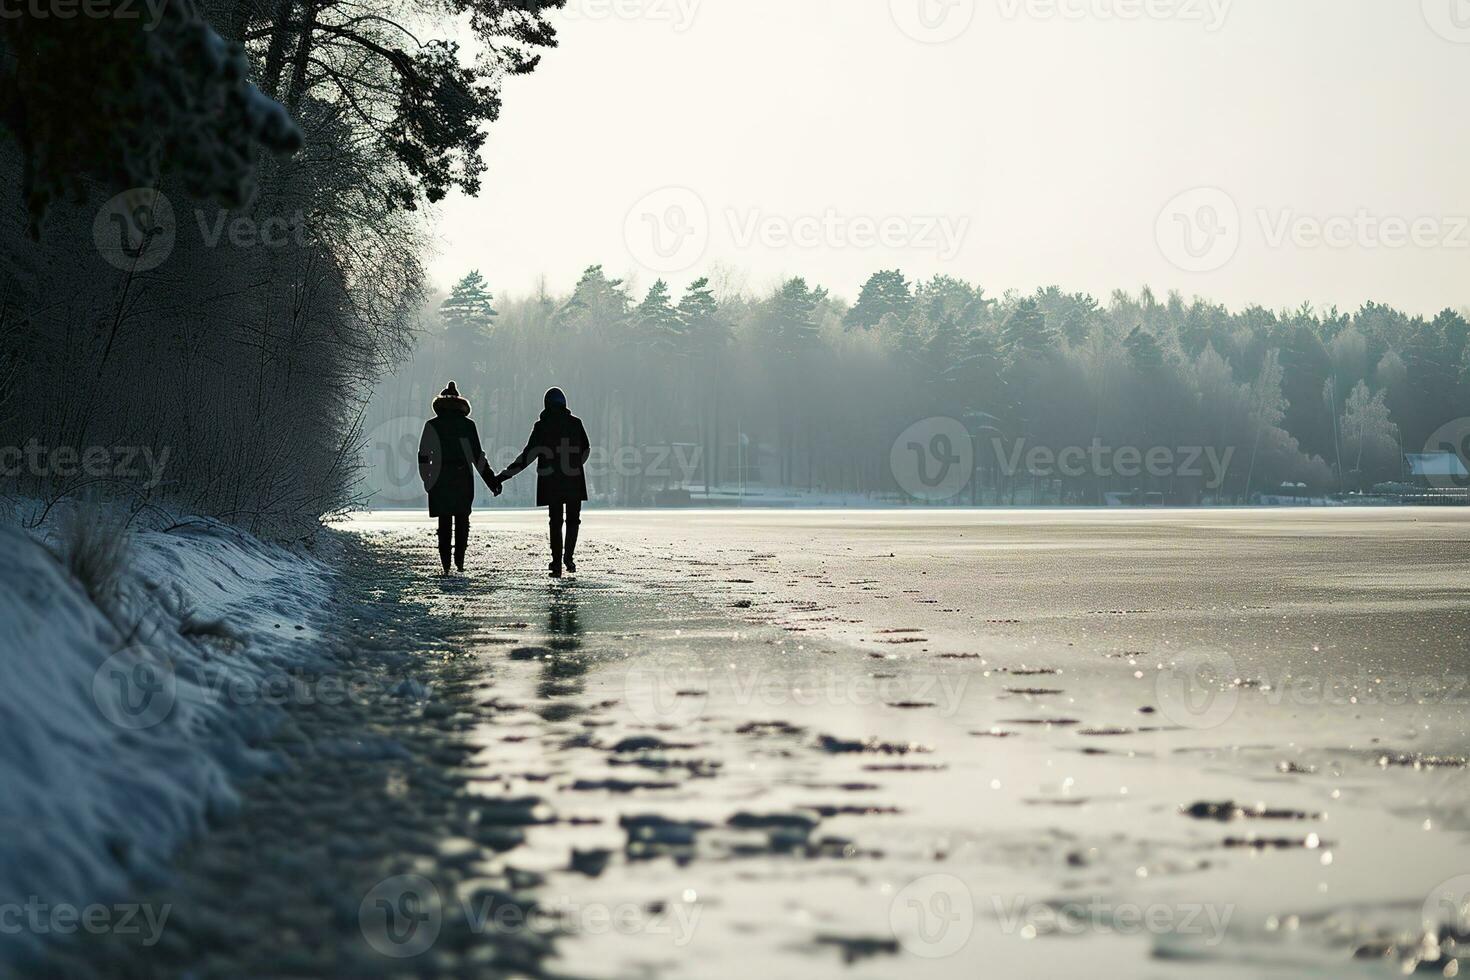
top-left (418, 382), bottom-right (590, 578)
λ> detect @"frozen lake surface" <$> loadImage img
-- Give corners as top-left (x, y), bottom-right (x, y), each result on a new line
top-left (338, 508), bottom-right (1470, 978)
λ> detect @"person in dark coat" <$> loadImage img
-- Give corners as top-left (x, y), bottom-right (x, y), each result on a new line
top-left (495, 387), bottom-right (590, 577)
top-left (419, 382), bottom-right (500, 575)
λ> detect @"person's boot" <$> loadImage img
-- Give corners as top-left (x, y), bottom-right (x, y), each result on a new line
top-left (548, 512), bottom-right (563, 578)
top-left (437, 530), bottom-right (452, 577)
top-left (454, 516), bottom-right (470, 573)
top-left (563, 519), bottom-right (579, 574)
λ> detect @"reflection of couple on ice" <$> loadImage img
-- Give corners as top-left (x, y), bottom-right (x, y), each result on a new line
top-left (418, 382), bottom-right (590, 578)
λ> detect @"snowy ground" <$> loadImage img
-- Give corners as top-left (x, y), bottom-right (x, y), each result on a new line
top-left (20, 508), bottom-right (1470, 977)
top-left (0, 511), bottom-right (339, 969)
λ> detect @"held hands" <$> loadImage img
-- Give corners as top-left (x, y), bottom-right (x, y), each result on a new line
top-left (489, 471), bottom-right (504, 497)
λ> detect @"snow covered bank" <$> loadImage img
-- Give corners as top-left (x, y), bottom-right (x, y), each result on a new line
top-left (0, 513), bottom-right (339, 965)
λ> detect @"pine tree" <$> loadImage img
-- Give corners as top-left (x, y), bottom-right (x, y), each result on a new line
top-left (1124, 325), bottom-right (1165, 372)
top-left (441, 271), bottom-right (498, 329)
top-left (844, 270), bottom-right (913, 330)
top-left (440, 271), bottom-right (498, 372)
top-left (999, 297), bottom-right (1055, 361)
top-left (636, 279), bottom-right (688, 356)
top-left (679, 277), bottom-right (731, 493)
top-left (554, 265), bottom-right (630, 332)
top-left (678, 277), bottom-right (729, 353)
top-left (765, 277), bottom-right (827, 354)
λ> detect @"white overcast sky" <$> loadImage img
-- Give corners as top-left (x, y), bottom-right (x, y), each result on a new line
top-left (427, 0), bottom-right (1470, 315)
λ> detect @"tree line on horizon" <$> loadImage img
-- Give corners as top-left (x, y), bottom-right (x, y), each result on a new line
top-left (364, 265), bottom-right (1470, 506)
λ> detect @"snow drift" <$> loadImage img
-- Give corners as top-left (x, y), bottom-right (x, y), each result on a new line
top-left (0, 515), bottom-right (337, 964)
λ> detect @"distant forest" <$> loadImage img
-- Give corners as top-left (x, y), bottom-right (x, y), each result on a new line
top-left (365, 266), bottom-right (1470, 507)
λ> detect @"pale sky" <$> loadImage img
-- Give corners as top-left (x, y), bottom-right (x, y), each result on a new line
top-left (427, 0), bottom-right (1470, 315)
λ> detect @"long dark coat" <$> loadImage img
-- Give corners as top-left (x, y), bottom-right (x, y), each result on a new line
top-left (418, 394), bottom-right (493, 517)
top-left (501, 407), bottom-right (590, 506)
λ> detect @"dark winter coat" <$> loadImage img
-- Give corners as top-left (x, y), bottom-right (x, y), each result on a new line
top-left (419, 394), bottom-right (494, 517)
top-left (501, 406), bottom-right (590, 506)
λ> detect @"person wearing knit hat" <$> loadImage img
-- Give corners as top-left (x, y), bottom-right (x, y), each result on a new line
top-left (494, 387), bottom-right (591, 577)
top-left (418, 381), bottom-right (501, 576)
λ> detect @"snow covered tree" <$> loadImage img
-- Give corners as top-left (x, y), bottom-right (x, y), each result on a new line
top-left (844, 270), bottom-right (913, 330)
top-left (764, 277), bottom-right (827, 355)
top-left (440, 271), bottom-right (498, 373)
top-left (1125, 325), bottom-right (1166, 373)
top-left (999, 297), bottom-right (1055, 362)
top-left (0, 1), bottom-right (303, 233)
top-left (679, 277), bottom-right (730, 491)
top-left (441, 271), bottom-right (498, 331)
top-left (636, 280), bottom-right (689, 357)
top-left (1339, 381), bottom-right (1401, 490)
